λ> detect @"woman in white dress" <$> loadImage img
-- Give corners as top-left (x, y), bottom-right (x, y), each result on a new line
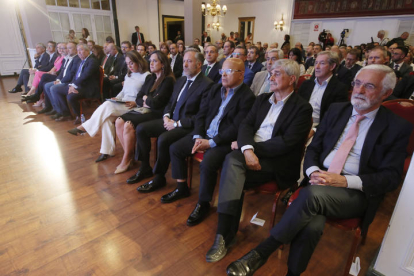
top-left (67, 50), bottom-right (150, 163)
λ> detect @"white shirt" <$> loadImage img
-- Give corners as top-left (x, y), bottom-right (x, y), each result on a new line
top-left (170, 54), bottom-right (177, 70)
top-left (61, 55), bottom-right (76, 80)
top-left (393, 61), bottom-right (404, 70)
top-left (241, 91), bottom-right (294, 153)
top-left (306, 108), bottom-right (379, 191)
top-left (309, 75), bottom-right (333, 125)
top-left (115, 71), bottom-right (151, 102)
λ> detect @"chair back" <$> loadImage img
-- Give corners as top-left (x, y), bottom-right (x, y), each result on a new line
top-left (296, 74), bottom-right (312, 91)
top-left (382, 99), bottom-right (414, 154)
top-left (99, 66), bottom-right (104, 102)
top-left (410, 71), bottom-right (414, 76)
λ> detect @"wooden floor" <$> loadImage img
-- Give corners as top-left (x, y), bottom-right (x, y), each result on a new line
top-left (0, 75), bottom-right (401, 276)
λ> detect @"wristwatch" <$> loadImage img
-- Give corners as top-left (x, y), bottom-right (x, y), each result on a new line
top-left (173, 121), bottom-right (178, 128)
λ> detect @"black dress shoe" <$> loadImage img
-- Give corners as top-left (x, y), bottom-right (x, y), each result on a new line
top-left (45, 110), bottom-right (57, 116)
top-left (226, 250), bottom-right (267, 276)
top-left (127, 167), bottom-right (154, 184)
top-left (37, 107), bottom-right (52, 114)
top-left (51, 113), bottom-right (62, 120)
top-left (68, 128), bottom-right (86, 136)
top-left (8, 86), bottom-right (22, 93)
top-left (187, 202), bottom-right (210, 226)
top-left (161, 187), bottom-right (190, 203)
top-left (95, 154), bottom-right (110, 163)
top-left (206, 234), bottom-right (236, 263)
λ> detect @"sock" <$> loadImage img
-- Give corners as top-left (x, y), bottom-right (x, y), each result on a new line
top-left (254, 236), bottom-right (282, 259)
top-left (177, 181), bottom-right (188, 190)
top-left (217, 213), bottom-right (235, 244)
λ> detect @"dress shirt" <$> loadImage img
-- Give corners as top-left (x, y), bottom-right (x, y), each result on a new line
top-left (48, 52), bottom-right (56, 62)
top-left (61, 55), bottom-right (76, 80)
top-left (248, 61), bottom-right (256, 70)
top-left (170, 54), bottom-right (177, 70)
top-left (115, 71), bottom-right (151, 102)
top-left (393, 61), bottom-right (404, 71)
top-left (163, 71), bottom-right (201, 126)
top-left (306, 108), bottom-right (379, 191)
top-left (309, 75), bottom-right (333, 125)
top-left (241, 91), bottom-right (294, 153)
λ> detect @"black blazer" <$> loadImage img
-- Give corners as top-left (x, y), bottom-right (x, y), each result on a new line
top-left (245, 61), bottom-right (264, 74)
top-left (135, 74), bottom-right (175, 116)
top-left (390, 74), bottom-right (414, 99)
top-left (131, 32), bottom-right (145, 46)
top-left (304, 57), bottom-right (315, 70)
top-left (164, 73), bottom-right (214, 128)
top-left (58, 56), bottom-right (81, 83)
top-left (70, 55), bottom-right (100, 99)
top-left (34, 52), bottom-right (50, 71)
top-left (390, 62), bottom-right (413, 78)
top-left (192, 83), bottom-right (255, 146)
top-left (109, 53), bottom-right (125, 76)
top-left (298, 76), bottom-right (349, 124)
top-left (39, 52), bottom-right (58, 72)
top-left (238, 92), bottom-right (313, 187)
top-left (336, 64), bottom-right (353, 89)
top-left (304, 102), bottom-right (412, 233)
top-left (102, 55), bottom-right (114, 75)
top-left (202, 62), bottom-right (222, 83)
top-left (170, 54), bottom-right (183, 79)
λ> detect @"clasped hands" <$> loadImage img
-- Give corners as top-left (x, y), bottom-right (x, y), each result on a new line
top-left (309, 170), bottom-right (347, 187)
top-left (68, 86), bottom-right (79, 94)
top-left (191, 138), bottom-right (210, 154)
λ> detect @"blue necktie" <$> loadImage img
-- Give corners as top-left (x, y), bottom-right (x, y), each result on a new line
top-left (75, 59), bottom-right (86, 80)
top-left (173, 80), bottom-right (193, 121)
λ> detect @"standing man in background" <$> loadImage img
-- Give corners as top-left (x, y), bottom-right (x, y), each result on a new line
top-left (132, 26), bottom-right (145, 50)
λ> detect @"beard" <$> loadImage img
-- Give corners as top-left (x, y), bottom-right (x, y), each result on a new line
top-left (351, 93), bottom-right (381, 110)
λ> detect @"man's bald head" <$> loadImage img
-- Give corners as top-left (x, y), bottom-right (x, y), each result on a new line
top-left (221, 58), bottom-right (245, 89)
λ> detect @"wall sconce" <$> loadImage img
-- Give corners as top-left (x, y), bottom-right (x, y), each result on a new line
top-left (212, 21), bottom-right (220, 31)
top-left (274, 14), bottom-right (284, 31)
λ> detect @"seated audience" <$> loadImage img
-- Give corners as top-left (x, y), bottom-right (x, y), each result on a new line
top-left (91, 45), bottom-right (105, 64)
top-left (245, 46), bottom-right (264, 74)
top-left (87, 40), bottom-right (95, 51)
top-left (160, 42), bottom-right (170, 57)
top-left (288, 48), bottom-right (305, 75)
top-left (66, 29), bottom-right (78, 43)
top-left (161, 58), bottom-right (255, 222)
top-left (102, 43), bottom-right (126, 99)
top-left (367, 46), bottom-right (388, 65)
top-left (194, 38), bottom-right (204, 54)
top-left (219, 46), bottom-right (254, 86)
top-left (404, 51), bottom-right (414, 70)
top-left (219, 41), bottom-right (236, 66)
top-left (215, 40), bottom-right (224, 61)
top-left (305, 44), bottom-right (322, 70)
top-left (202, 45), bottom-right (222, 83)
top-left (377, 30), bottom-right (389, 46)
top-left (226, 65), bottom-right (412, 276)
top-left (52, 43), bottom-right (100, 124)
top-left (342, 49), bottom-right (362, 80)
top-left (102, 42), bottom-right (114, 75)
top-left (205, 59), bottom-right (313, 263)
top-left (251, 49), bottom-right (283, 96)
top-left (389, 74), bottom-right (414, 100)
top-left (169, 43), bottom-right (183, 79)
top-left (178, 43), bottom-right (185, 56)
top-left (81, 28), bottom-right (91, 41)
top-left (110, 41), bottom-right (133, 97)
top-left (114, 51), bottom-right (175, 170)
top-left (129, 49), bottom-right (213, 189)
top-left (390, 46), bottom-right (413, 78)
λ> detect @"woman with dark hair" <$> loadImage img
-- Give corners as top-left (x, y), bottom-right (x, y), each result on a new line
top-left (92, 45), bottom-right (105, 64)
top-left (288, 48), bottom-right (306, 75)
top-left (160, 42), bottom-right (170, 57)
top-left (177, 43), bottom-right (185, 56)
top-left (67, 51), bottom-right (152, 166)
top-left (82, 28), bottom-right (91, 41)
top-left (114, 50), bottom-right (175, 173)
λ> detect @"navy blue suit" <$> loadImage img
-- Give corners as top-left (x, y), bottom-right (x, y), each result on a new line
top-left (245, 60), bottom-right (264, 74)
top-left (17, 52), bottom-right (50, 93)
top-left (38, 52), bottom-right (58, 72)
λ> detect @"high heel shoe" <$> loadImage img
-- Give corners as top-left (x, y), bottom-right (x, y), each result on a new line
top-left (114, 160), bottom-right (133, 174)
top-left (67, 128), bottom-right (86, 136)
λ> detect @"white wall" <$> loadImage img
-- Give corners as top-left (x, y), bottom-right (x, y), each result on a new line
top-left (159, 0), bottom-right (184, 41)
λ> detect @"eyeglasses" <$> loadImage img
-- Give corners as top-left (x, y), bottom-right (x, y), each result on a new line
top-left (219, 69), bottom-right (242, 75)
top-left (230, 53), bottom-right (244, 57)
top-left (351, 80), bottom-right (377, 92)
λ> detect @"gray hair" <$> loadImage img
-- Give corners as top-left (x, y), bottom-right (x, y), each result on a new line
top-left (77, 43), bottom-right (89, 51)
top-left (355, 64), bottom-right (397, 95)
top-left (378, 30), bottom-right (385, 36)
top-left (268, 48), bottom-right (284, 59)
top-left (317, 51), bottom-right (340, 70)
top-left (271, 59), bottom-right (300, 86)
top-left (36, 43), bottom-right (46, 50)
top-left (205, 44), bottom-right (218, 53)
top-left (184, 48), bottom-right (204, 65)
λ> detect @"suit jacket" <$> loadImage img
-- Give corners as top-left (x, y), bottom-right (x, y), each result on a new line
top-left (304, 102), bottom-right (412, 233)
top-left (304, 57), bottom-right (315, 70)
top-left (131, 32), bottom-right (145, 46)
top-left (336, 64), bottom-right (354, 90)
top-left (58, 55), bottom-right (81, 83)
top-left (203, 36), bottom-right (211, 43)
top-left (202, 62), bottom-right (221, 83)
top-left (135, 74), bottom-right (175, 116)
top-left (245, 61), bottom-right (264, 74)
top-left (390, 62), bottom-right (413, 78)
top-left (34, 52), bottom-right (50, 70)
top-left (109, 53), bottom-right (125, 76)
top-left (164, 73), bottom-right (214, 128)
top-left (238, 92), bottom-right (313, 187)
top-left (70, 55), bottom-right (100, 99)
top-left (389, 74), bottom-right (414, 99)
top-left (298, 76), bottom-right (349, 124)
top-left (102, 55), bottom-right (114, 75)
top-left (170, 54), bottom-right (183, 79)
top-left (192, 83), bottom-right (255, 146)
top-left (39, 52), bottom-right (58, 72)
top-left (250, 71), bottom-right (269, 96)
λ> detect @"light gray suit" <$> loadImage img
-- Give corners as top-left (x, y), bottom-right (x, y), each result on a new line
top-left (250, 71), bottom-right (270, 96)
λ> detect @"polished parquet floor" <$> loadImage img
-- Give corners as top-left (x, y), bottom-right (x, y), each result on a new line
top-left (0, 75), bottom-right (401, 276)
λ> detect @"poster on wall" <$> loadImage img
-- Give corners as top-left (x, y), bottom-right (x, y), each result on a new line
top-left (294, 0), bottom-right (414, 19)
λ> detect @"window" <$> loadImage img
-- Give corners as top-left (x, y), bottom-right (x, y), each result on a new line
top-left (46, 0), bottom-right (111, 10)
top-left (49, 12), bottom-right (70, 43)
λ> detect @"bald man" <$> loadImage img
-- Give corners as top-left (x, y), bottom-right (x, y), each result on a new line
top-left (161, 58), bottom-right (255, 223)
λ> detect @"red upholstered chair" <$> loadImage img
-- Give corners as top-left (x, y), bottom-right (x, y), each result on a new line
top-left (382, 99), bottom-right (414, 174)
top-left (79, 66), bottom-right (104, 118)
top-left (409, 71), bottom-right (414, 76)
top-left (287, 187), bottom-right (366, 276)
top-left (295, 74), bottom-right (312, 92)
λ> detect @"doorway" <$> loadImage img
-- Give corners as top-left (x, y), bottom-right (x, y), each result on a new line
top-left (162, 15), bottom-right (184, 42)
top-left (238, 17), bottom-right (255, 42)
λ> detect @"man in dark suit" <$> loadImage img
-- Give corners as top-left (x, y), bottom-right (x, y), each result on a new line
top-left (225, 65), bottom-right (412, 276)
top-left (336, 50), bottom-right (362, 90)
top-left (102, 43), bottom-right (125, 99)
top-left (40, 42), bottom-right (81, 115)
top-left (202, 45), bottom-right (222, 83)
top-left (9, 43), bottom-right (49, 94)
top-left (108, 41), bottom-right (132, 97)
top-left (245, 46), bottom-right (264, 74)
top-left (160, 58), bottom-right (255, 220)
top-left (304, 44), bottom-right (322, 70)
top-left (390, 46), bottom-right (413, 78)
top-left (218, 41), bottom-right (235, 67)
top-left (203, 31), bottom-right (211, 43)
top-left (389, 74), bottom-right (414, 100)
top-left (131, 26), bottom-right (145, 49)
top-left (169, 43), bottom-right (183, 79)
top-left (53, 44), bottom-right (100, 124)
top-left (298, 51), bottom-right (348, 137)
top-left (101, 42), bottom-right (114, 76)
top-left (205, 59), bottom-right (313, 263)
top-left (126, 49), bottom-right (214, 190)
top-left (39, 41), bottom-right (58, 73)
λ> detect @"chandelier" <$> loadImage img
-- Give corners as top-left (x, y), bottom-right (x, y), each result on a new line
top-left (201, 1), bottom-right (227, 17)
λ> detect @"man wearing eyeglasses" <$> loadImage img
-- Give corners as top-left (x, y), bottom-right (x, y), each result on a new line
top-left (219, 46), bottom-right (255, 86)
top-left (225, 64), bottom-right (412, 276)
top-left (205, 59), bottom-right (312, 264)
top-left (158, 58), bottom-right (255, 221)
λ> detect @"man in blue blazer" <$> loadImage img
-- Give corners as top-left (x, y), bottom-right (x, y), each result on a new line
top-left (53, 44), bottom-right (100, 124)
top-left (226, 65), bottom-right (412, 276)
top-left (245, 46), bottom-right (264, 74)
top-left (9, 43), bottom-right (49, 94)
